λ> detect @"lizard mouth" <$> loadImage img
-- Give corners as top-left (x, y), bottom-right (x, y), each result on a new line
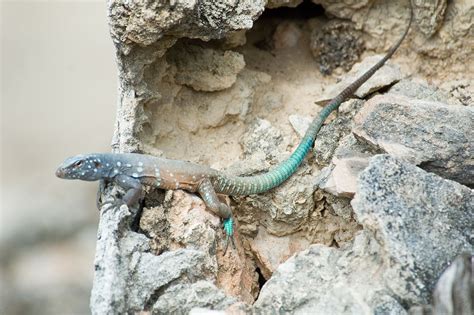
top-left (55, 168), bottom-right (65, 178)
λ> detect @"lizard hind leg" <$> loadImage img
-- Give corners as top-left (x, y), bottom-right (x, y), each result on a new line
top-left (197, 178), bottom-right (232, 219)
top-left (198, 178), bottom-right (235, 253)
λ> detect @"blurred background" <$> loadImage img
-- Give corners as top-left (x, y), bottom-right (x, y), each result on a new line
top-left (1, 1), bottom-right (117, 313)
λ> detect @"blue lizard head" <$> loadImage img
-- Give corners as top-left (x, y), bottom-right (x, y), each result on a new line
top-left (56, 154), bottom-right (108, 181)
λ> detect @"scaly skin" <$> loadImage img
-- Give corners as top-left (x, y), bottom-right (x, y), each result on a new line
top-left (56, 6), bottom-right (413, 250)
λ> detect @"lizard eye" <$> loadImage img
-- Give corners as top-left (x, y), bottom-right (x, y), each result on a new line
top-left (73, 160), bottom-right (83, 168)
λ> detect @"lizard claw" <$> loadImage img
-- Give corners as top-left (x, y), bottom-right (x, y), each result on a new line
top-left (223, 217), bottom-right (235, 255)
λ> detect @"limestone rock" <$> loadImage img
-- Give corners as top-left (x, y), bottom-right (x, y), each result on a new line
top-left (167, 43), bottom-right (245, 92)
top-left (272, 22), bottom-right (302, 50)
top-left (152, 281), bottom-right (237, 313)
top-left (91, 204), bottom-right (217, 314)
top-left (317, 55), bottom-right (403, 103)
top-left (254, 233), bottom-right (407, 314)
top-left (108, 0), bottom-right (265, 53)
top-left (255, 155), bottom-right (473, 313)
top-left (266, 0), bottom-right (303, 9)
top-left (139, 190), bottom-right (258, 303)
top-left (353, 94), bottom-right (474, 185)
top-left (389, 79), bottom-right (451, 103)
top-left (411, 0), bottom-right (448, 37)
top-left (309, 20), bottom-right (364, 75)
top-left (352, 155), bottom-right (474, 304)
top-left (432, 254), bottom-right (473, 315)
top-left (288, 114), bottom-right (312, 138)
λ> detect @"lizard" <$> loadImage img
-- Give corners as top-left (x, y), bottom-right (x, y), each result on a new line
top-left (56, 5), bottom-right (413, 251)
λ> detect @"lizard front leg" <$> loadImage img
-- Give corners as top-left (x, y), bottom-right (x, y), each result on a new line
top-left (198, 178), bottom-right (234, 253)
top-left (111, 174), bottom-right (143, 207)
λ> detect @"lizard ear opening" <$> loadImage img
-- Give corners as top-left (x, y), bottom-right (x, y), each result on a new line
top-left (94, 161), bottom-right (102, 168)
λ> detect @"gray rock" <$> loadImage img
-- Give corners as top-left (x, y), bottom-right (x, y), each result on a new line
top-left (254, 233), bottom-right (407, 314)
top-left (389, 79), bottom-right (450, 103)
top-left (288, 114), bottom-right (312, 138)
top-left (108, 0), bottom-right (265, 53)
top-left (90, 204), bottom-right (217, 314)
top-left (411, 0), bottom-right (448, 37)
top-left (352, 155), bottom-right (474, 304)
top-left (316, 55), bottom-right (403, 103)
top-left (432, 254), bottom-right (473, 315)
top-left (255, 155), bottom-right (473, 314)
top-left (353, 94), bottom-right (474, 185)
top-left (313, 99), bottom-right (365, 166)
top-left (309, 19), bottom-right (365, 75)
top-left (167, 42), bottom-right (245, 92)
top-left (152, 281), bottom-right (236, 314)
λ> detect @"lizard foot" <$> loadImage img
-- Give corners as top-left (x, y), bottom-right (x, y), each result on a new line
top-left (223, 217), bottom-right (235, 255)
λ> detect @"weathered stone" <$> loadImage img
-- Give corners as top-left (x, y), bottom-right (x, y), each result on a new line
top-left (140, 190), bottom-right (258, 303)
top-left (255, 155), bottom-right (473, 313)
top-left (317, 133), bottom-right (380, 197)
top-left (254, 233), bottom-right (406, 314)
top-left (273, 22), bottom-right (302, 50)
top-left (98, 0), bottom-right (474, 313)
top-left (317, 55), bottom-right (403, 103)
top-left (91, 203), bottom-right (217, 314)
top-left (167, 43), bottom-right (245, 92)
top-left (352, 155), bottom-right (474, 304)
top-left (108, 0), bottom-right (265, 53)
top-left (432, 254), bottom-right (473, 315)
top-left (353, 94), bottom-right (474, 185)
top-left (266, 0), bottom-right (303, 9)
top-left (309, 20), bottom-right (364, 75)
top-left (411, 0), bottom-right (448, 37)
top-left (389, 79), bottom-right (451, 103)
top-left (152, 281), bottom-right (237, 313)
top-left (439, 79), bottom-right (474, 107)
top-left (288, 114), bottom-right (312, 138)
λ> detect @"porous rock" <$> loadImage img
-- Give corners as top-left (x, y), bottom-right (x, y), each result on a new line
top-left (108, 0), bottom-right (265, 53)
top-left (266, 0), bottom-right (303, 9)
top-left (411, 0), bottom-right (448, 37)
top-left (352, 155), bottom-right (474, 304)
top-left (152, 281), bottom-right (237, 314)
top-left (316, 55), bottom-right (403, 103)
top-left (255, 155), bottom-right (473, 313)
top-left (319, 87), bottom-right (473, 197)
top-left (353, 94), bottom-right (474, 185)
top-left (139, 189), bottom-right (258, 303)
top-left (309, 20), bottom-right (365, 75)
top-left (167, 43), bottom-right (245, 91)
top-left (91, 204), bottom-right (218, 314)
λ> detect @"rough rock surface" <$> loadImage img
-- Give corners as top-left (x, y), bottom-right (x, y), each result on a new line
top-left (353, 94), bottom-right (474, 185)
top-left (255, 155), bottom-right (473, 313)
top-left (411, 0), bottom-right (448, 37)
top-left (410, 254), bottom-right (474, 315)
top-left (317, 55), bottom-right (403, 103)
top-left (95, 0), bottom-right (474, 313)
top-left (167, 43), bottom-right (245, 91)
top-left (318, 87), bottom-right (473, 198)
top-left (91, 202), bottom-right (221, 314)
top-left (352, 155), bottom-right (473, 303)
top-left (309, 19), bottom-right (365, 75)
